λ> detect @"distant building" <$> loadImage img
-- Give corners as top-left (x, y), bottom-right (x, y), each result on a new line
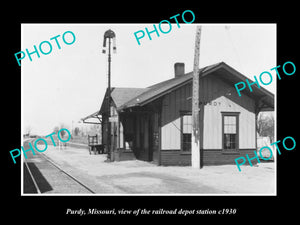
top-left (85, 62), bottom-right (274, 166)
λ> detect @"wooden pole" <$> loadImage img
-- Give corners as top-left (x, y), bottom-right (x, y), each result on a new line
top-left (191, 26), bottom-right (202, 169)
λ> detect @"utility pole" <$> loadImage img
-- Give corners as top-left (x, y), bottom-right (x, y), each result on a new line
top-left (102, 29), bottom-right (116, 161)
top-left (191, 25), bottom-right (202, 169)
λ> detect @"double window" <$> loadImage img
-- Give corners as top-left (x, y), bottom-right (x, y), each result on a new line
top-left (222, 112), bottom-right (239, 151)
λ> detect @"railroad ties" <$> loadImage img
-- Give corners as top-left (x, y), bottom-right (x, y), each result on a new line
top-left (23, 139), bottom-right (95, 194)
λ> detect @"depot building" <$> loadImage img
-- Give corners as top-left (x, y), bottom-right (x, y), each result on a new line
top-left (83, 62), bottom-right (274, 166)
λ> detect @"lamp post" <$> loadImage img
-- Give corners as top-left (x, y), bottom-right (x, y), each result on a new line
top-left (102, 29), bottom-right (116, 161)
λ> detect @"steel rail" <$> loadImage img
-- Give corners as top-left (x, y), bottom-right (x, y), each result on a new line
top-left (39, 152), bottom-right (95, 194)
top-left (23, 139), bottom-right (95, 194)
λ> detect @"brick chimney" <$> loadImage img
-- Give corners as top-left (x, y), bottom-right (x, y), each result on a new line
top-left (174, 62), bottom-right (185, 78)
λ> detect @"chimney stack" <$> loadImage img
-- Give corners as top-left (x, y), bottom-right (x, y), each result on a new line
top-left (174, 62), bottom-right (185, 78)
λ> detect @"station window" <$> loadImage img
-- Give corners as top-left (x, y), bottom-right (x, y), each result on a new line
top-left (222, 112), bottom-right (239, 152)
top-left (181, 112), bottom-right (192, 152)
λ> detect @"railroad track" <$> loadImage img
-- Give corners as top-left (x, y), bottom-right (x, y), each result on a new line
top-left (23, 139), bottom-right (95, 194)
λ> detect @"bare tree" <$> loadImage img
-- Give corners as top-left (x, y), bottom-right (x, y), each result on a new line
top-left (257, 112), bottom-right (274, 143)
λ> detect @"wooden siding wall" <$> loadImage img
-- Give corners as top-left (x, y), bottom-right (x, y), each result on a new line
top-left (161, 83), bottom-right (191, 150)
top-left (161, 75), bottom-right (256, 151)
top-left (160, 149), bottom-right (258, 166)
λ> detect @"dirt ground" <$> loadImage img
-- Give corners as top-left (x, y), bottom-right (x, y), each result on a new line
top-left (41, 145), bottom-right (275, 195)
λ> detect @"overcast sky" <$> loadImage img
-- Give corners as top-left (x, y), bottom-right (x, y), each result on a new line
top-left (21, 23), bottom-right (276, 135)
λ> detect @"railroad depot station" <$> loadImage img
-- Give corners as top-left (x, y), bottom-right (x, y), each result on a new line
top-left (83, 62), bottom-right (274, 167)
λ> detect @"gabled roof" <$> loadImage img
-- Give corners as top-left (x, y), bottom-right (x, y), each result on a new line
top-left (97, 62), bottom-right (274, 114)
top-left (99, 87), bottom-right (147, 113)
top-left (118, 62), bottom-right (274, 111)
top-left (112, 88), bottom-right (148, 108)
top-left (119, 62), bottom-right (223, 110)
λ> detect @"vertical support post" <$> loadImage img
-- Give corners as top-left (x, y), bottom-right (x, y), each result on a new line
top-left (191, 26), bottom-right (202, 169)
top-left (255, 101), bottom-right (259, 158)
top-left (158, 100), bottom-right (162, 166)
top-left (116, 114), bottom-right (120, 152)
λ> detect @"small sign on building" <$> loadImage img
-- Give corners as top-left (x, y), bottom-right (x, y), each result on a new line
top-left (109, 116), bottom-right (118, 123)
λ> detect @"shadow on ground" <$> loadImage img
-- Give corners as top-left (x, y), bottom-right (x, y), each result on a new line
top-left (24, 162), bottom-right (53, 193)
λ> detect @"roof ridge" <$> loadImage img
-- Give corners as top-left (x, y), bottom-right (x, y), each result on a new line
top-left (118, 63), bottom-right (224, 110)
top-left (117, 61), bottom-right (274, 111)
top-left (111, 87), bottom-right (148, 90)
